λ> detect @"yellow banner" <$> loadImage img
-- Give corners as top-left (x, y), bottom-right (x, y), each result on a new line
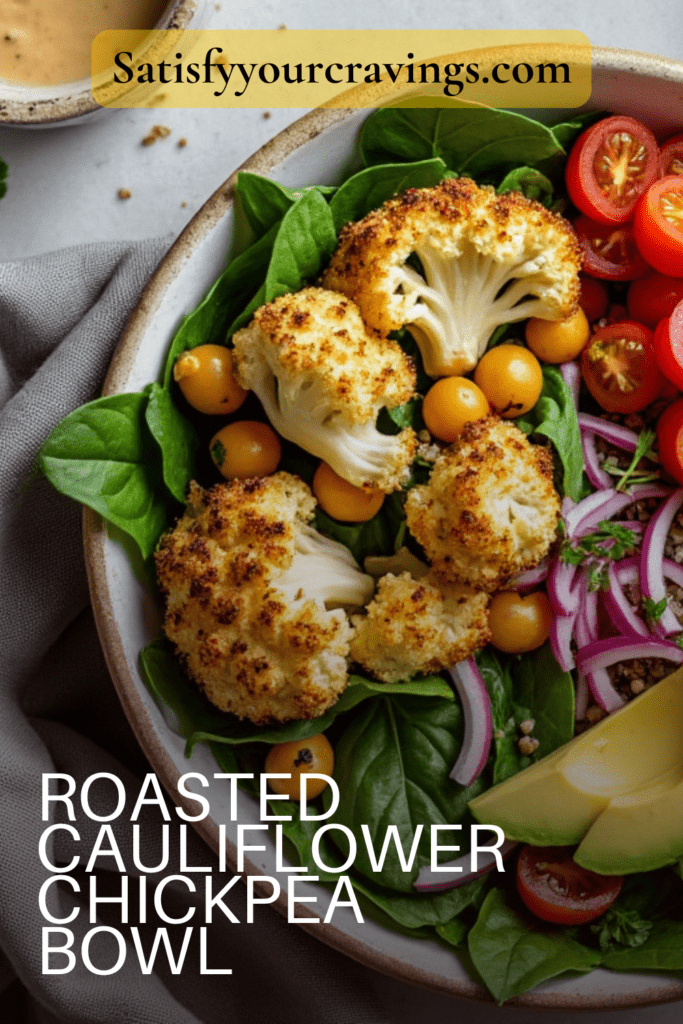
top-left (91, 30), bottom-right (591, 109)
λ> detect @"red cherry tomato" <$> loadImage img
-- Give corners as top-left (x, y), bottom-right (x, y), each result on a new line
top-left (581, 320), bottom-right (663, 413)
top-left (578, 274), bottom-right (609, 323)
top-left (517, 846), bottom-right (623, 925)
top-left (657, 397), bottom-right (683, 484)
top-left (565, 116), bottom-right (659, 225)
top-left (574, 215), bottom-right (650, 281)
top-left (652, 302), bottom-right (683, 390)
top-left (659, 132), bottom-right (683, 178)
top-left (627, 272), bottom-right (683, 326)
top-left (634, 177), bottom-right (683, 277)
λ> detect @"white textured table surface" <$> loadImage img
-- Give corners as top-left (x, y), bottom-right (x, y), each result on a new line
top-left (2, 3), bottom-right (682, 1022)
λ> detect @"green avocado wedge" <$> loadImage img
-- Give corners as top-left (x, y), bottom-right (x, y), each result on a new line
top-left (468, 668), bottom-right (683, 873)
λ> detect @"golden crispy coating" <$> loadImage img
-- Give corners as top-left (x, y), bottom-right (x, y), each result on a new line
top-left (155, 475), bottom-right (371, 725)
top-left (322, 178), bottom-right (582, 376)
top-left (406, 416), bottom-right (560, 591)
top-left (350, 571), bottom-right (491, 684)
top-left (233, 286), bottom-right (415, 422)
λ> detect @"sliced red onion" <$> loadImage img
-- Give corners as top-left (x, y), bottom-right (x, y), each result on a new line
top-left (581, 431), bottom-right (611, 490)
top-left (574, 493), bottom-right (641, 537)
top-left (414, 840), bottom-right (518, 893)
top-left (641, 488), bottom-right (683, 637)
top-left (562, 496), bottom-right (575, 518)
top-left (629, 483), bottom-right (674, 502)
top-left (664, 559), bottom-right (683, 590)
top-left (577, 636), bottom-right (683, 675)
top-left (575, 583), bottom-right (599, 649)
top-left (550, 610), bottom-right (577, 672)
top-left (565, 489), bottom-right (621, 539)
top-left (448, 659), bottom-right (493, 787)
top-left (577, 413), bottom-right (639, 452)
top-left (586, 668), bottom-right (626, 713)
top-left (615, 556), bottom-right (640, 588)
top-left (603, 561), bottom-right (649, 637)
top-left (508, 560), bottom-right (549, 592)
top-left (575, 672), bottom-right (590, 721)
top-left (560, 361), bottom-right (580, 408)
top-left (548, 558), bottom-right (580, 616)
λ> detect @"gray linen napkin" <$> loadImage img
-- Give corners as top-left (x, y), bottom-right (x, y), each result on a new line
top-left (0, 242), bottom-right (390, 1024)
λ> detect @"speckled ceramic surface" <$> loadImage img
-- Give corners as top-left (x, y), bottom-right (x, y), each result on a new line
top-left (85, 49), bottom-right (683, 1008)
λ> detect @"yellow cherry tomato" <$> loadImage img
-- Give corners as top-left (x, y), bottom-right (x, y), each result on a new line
top-left (173, 344), bottom-right (247, 416)
top-left (312, 461), bottom-right (384, 522)
top-left (264, 734), bottom-right (334, 801)
top-left (422, 377), bottom-right (490, 442)
top-left (210, 420), bottom-right (281, 479)
top-left (488, 591), bottom-right (552, 654)
top-left (525, 309), bottom-right (591, 364)
top-left (473, 344), bottom-right (543, 418)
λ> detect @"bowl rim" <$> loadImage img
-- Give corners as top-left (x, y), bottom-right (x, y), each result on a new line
top-left (85, 44), bottom-right (683, 1009)
top-left (0, 0), bottom-right (200, 126)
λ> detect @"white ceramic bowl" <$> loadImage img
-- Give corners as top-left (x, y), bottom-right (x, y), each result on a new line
top-left (0, 0), bottom-right (204, 128)
top-left (85, 47), bottom-right (683, 1008)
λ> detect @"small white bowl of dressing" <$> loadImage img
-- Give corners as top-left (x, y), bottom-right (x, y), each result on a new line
top-left (0, 0), bottom-right (205, 127)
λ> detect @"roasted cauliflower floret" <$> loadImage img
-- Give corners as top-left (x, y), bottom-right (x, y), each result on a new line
top-left (155, 474), bottom-right (374, 725)
top-left (350, 571), bottom-right (490, 684)
top-left (232, 287), bottom-right (417, 492)
top-left (406, 416), bottom-right (560, 591)
top-left (322, 178), bottom-right (581, 377)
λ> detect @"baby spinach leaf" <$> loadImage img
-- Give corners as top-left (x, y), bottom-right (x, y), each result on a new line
top-left (359, 107), bottom-right (564, 181)
top-left (549, 110), bottom-right (606, 151)
top-left (145, 383), bottom-right (198, 503)
top-left (346, 866), bottom-right (489, 931)
top-left (282, 184), bottom-right (337, 201)
top-left (377, 396), bottom-right (425, 434)
top-left (468, 889), bottom-right (600, 1003)
top-left (516, 364), bottom-right (585, 501)
top-left (497, 166), bottom-right (554, 208)
top-left (39, 393), bottom-right (168, 559)
top-left (590, 906), bottom-right (653, 953)
top-left (476, 647), bottom-right (530, 785)
top-left (315, 490), bottom-right (407, 563)
top-left (236, 171), bottom-right (295, 238)
top-left (513, 642), bottom-right (575, 759)
top-left (328, 694), bottom-right (485, 892)
top-left (436, 917), bottom-right (469, 947)
top-left (329, 158), bottom-right (446, 231)
top-left (227, 189), bottom-right (338, 337)
top-left (601, 920), bottom-right (683, 972)
top-left (163, 223), bottom-right (280, 385)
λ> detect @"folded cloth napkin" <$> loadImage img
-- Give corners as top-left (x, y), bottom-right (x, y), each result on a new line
top-left (0, 242), bottom-right (390, 1024)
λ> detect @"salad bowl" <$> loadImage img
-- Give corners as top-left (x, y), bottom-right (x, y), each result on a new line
top-left (83, 46), bottom-right (683, 1007)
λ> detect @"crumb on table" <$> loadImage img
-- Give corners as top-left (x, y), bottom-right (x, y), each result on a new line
top-left (142, 125), bottom-right (171, 146)
top-left (177, 137), bottom-right (187, 148)
top-left (262, 111), bottom-right (271, 120)
top-left (117, 188), bottom-right (132, 200)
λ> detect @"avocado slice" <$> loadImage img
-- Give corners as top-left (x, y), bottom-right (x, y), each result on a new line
top-left (469, 667), bottom-right (683, 873)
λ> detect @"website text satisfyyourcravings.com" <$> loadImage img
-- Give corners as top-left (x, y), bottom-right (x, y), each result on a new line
top-left (39, 772), bottom-right (506, 977)
top-left (90, 30), bottom-right (591, 109)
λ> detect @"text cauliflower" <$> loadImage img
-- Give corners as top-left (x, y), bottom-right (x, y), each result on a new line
top-left (406, 416), bottom-right (560, 591)
top-left (232, 287), bottom-right (417, 492)
top-left (350, 571), bottom-right (490, 684)
top-left (155, 474), bottom-right (374, 725)
top-left (322, 178), bottom-right (581, 377)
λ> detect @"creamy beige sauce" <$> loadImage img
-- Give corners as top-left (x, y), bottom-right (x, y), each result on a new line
top-left (0, 0), bottom-right (168, 85)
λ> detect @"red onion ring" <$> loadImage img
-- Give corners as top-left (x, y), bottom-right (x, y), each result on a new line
top-left (576, 636), bottom-right (683, 675)
top-left (577, 413), bottom-right (639, 452)
top-left (414, 839), bottom-right (518, 893)
top-left (448, 659), bottom-right (493, 787)
top-left (581, 431), bottom-right (611, 490)
top-left (586, 668), bottom-right (626, 713)
top-left (640, 488), bottom-right (683, 636)
top-left (603, 561), bottom-right (649, 637)
top-left (548, 558), bottom-right (580, 616)
top-left (508, 560), bottom-right (549, 592)
top-left (550, 610), bottom-right (577, 672)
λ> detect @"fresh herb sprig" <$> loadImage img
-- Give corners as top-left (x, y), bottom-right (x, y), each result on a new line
top-left (603, 430), bottom-right (659, 492)
top-left (560, 520), bottom-right (640, 591)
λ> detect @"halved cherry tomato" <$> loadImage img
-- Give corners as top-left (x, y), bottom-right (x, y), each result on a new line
top-left (565, 116), bottom-right (659, 225)
top-left (581, 320), bottom-right (663, 413)
top-left (634, 176), bottom-right (683, 277)
top-left (627, 272), bottom-right (683, 326)
top-left (574, 215), bottom-right (649, 281)
top-left (659, 132), bottom-right (683, 178)
top-left (652, 301), bottom-right (683, 390)
top-left (657, 397), bottom-right (683, 484)
top-left (516, 845), bottom-right (623, 925)
top-left (578, 274), bottom-right (609, 323)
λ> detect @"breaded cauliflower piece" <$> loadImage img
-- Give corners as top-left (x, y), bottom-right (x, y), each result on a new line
top-left (350, 571), bottom-right (491, 684)
top-left (232, 287), bottom-right (417, 492)
top-left (155, 474), bottom-right (374, 725)
top-left (406, 416), bottom-right (560, 591)
top-left (322, 178), bottom-right (581, 377)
